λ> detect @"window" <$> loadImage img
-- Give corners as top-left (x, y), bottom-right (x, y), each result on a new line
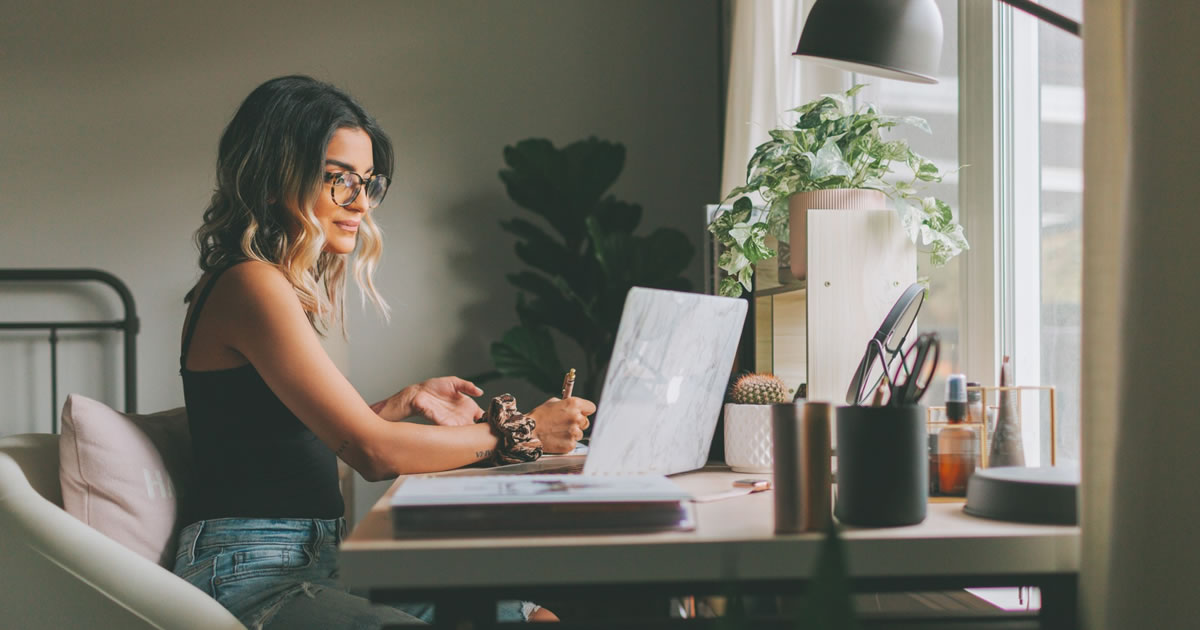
top-left (867, 0), bottom-right (1083, 468)
top-left (999, 0), bottom-right (1084, 467)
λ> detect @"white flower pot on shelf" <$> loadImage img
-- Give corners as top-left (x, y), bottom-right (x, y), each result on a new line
top-left (723, 403), bottom-right (774, 473)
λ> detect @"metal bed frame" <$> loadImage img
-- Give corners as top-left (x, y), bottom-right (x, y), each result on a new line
top-left (0, 268), bottom-right (139, 432)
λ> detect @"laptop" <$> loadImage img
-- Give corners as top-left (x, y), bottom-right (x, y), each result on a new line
top-left (459, 287), bottom-right (747, 477)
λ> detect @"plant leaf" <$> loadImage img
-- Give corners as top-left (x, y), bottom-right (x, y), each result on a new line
top-left (489, 324), bottom-right (565, 395)
top-left (808, 139), bottom-right (854, 180)
top-left (636, 228), bottom-right (696, 285)
top-left (718, 276), bottom-right (744, 297)
top-left (500, 137), bottom-right (626, 252)
top-left (501, 218), bottom-right (574, 277)
top-left (513, 273), bottom-right (600, 353)
top-left (591, 196), bottom-right (642, 235)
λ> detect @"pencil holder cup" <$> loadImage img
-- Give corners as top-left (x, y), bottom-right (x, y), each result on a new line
top-left (835, 405), bottom-right (928, 527)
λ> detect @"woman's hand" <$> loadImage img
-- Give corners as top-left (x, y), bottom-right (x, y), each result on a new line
top-left (528, 396), bottom-right (596, 454)
top-left (371, 377), bottom-right (484, 426)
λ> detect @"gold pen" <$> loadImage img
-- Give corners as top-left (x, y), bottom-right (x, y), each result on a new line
top-left (561, 368), bottom-right (576, 399)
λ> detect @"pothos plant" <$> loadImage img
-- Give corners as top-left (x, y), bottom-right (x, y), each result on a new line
top-left (709, 84), bottom-right (970, 297)
top-left (478, 137), bottom-right (694, 399)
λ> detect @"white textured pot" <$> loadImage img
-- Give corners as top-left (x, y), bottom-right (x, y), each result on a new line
top-left (788, 189), bottom-right (889, 279)
top-left (723, 404), bottom-right (774, 473)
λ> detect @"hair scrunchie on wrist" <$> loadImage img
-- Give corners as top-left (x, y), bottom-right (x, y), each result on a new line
top-left (477, 394), bottom-right (543, 465)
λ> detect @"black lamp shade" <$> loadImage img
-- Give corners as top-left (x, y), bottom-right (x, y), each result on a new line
top-left (794, 0), bottom-right (944, 84)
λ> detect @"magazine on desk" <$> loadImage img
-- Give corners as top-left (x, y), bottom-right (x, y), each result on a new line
top-left (390, 474), bottom-right (695, 537)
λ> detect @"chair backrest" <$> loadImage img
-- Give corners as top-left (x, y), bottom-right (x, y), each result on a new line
top-left (0, 433), bottom-right (62, 506)
top-left (0, 433), bottom-right (246, 630)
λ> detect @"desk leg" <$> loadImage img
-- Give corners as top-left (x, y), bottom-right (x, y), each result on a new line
top-left (1038, 576), bottom-right (1078, 630)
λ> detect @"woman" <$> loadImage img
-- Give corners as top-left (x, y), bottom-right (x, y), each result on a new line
top-left (173, 75), bottom-right (594, 629)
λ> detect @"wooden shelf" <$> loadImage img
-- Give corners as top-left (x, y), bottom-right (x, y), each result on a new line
top-left (756, 280), bottom-right (807, 297)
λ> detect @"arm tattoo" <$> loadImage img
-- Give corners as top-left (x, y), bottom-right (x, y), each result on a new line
top-left (335, 440), bottom-right (350, 457)
top-left (475, 449), bottom-right (494, 460)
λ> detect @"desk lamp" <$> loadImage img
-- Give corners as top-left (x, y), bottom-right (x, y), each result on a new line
top-left (791, 0), bottom-right (1081, 525)
top-left (793, 0), bottom-right (1080, 85)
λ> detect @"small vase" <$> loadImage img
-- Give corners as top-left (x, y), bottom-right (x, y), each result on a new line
top-left (788, 189), bottom-right (889, 279)
top-left (723, 404), bottom-right (774, 473)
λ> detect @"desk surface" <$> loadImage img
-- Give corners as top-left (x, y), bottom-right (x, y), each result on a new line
top-left (340, 465), bottom-right (1079, 591)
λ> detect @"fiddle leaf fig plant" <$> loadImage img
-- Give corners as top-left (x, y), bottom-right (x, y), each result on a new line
top-left (709, 84), bottom-right (970, 297)
top-left (481, 137), bottom-right (694, 397)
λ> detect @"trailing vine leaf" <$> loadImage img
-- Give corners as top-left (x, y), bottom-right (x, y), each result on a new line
top-left (708, 84), bottom-right (970, 297)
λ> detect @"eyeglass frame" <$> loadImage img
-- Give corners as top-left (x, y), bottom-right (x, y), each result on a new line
top-left (889, 332), bottom-right (941, 406)
top-left (845, 282), bottom-right (927, 405)
top-left (323, 171), bottom-right (390, 209)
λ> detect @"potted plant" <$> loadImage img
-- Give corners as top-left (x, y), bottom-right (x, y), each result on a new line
top-left (708, 84), bottom-right (970, 297)
top-left (475, 137), bottom-right (695, 399)
top-left (723, 373), bottom-right (790, 473)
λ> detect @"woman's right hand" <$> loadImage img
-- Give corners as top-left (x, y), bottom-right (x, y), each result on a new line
top-left (527, 396), bottom-right (596, 454)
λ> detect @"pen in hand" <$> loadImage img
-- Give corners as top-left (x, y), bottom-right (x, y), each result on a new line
top-left (561, 368), bottom-right (576, 399)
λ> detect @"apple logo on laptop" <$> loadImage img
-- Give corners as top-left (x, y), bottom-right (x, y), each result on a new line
top-left (666, 375), bottom-right (683, 404)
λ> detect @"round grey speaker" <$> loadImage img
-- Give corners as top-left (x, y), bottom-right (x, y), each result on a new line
top-left (963, 466), bottom-right (1079, 525)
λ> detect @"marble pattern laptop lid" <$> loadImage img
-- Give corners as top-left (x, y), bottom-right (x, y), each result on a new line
top-left (582, 287), bottom-right (747, 475)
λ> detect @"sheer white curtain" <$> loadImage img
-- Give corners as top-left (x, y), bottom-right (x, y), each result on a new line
top-left (719, 0), bottom-right (844, 198)
top-left (1104, 1), bottom-right (1200, 628)
top-left (1079, 0), bottom-right (1127, 627)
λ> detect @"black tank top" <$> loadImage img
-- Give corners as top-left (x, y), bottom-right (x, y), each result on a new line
top-left (179, 265), bottom-right (343, 524)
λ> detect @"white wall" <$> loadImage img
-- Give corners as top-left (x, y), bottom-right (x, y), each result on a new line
top-left (0, 1), bottom-right (720, 521)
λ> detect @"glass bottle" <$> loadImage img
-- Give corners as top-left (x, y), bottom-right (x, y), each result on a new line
top-left (938, 375), bottom-right (978, 496)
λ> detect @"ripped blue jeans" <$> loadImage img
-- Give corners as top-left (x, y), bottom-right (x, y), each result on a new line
top-left (174, 518), bottom-right (534, 629)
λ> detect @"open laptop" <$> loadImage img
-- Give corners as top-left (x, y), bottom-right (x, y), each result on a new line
top-left (460, 287), bottom-right (747, 477)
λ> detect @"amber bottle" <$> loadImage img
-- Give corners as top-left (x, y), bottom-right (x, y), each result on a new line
top-left (938, 375), bottom-right (978, 496)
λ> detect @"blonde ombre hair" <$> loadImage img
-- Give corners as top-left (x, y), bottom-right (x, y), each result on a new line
top-left (192, 75), bottom-right (392, 335)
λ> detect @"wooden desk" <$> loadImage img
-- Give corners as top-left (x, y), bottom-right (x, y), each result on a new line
top-left (341, 466), bottom-right (1079, 628)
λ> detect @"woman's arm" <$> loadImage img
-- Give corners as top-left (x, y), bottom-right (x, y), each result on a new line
top-left (214, 262), bottom-right (499, 481)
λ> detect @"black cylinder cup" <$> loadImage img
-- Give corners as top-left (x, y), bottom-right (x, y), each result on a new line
top-left (835, 405), bottom-right (927, 527)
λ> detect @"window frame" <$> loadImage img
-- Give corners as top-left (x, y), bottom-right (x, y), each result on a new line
top-left (960, 0), bottom-right (1081, 465)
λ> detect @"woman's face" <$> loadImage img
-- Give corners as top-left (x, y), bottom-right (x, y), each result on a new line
top-left (315, 127), bottom-right (375, 255)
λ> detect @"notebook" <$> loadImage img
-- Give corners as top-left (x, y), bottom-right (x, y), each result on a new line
top-left (471, 287), bottom-right (747, 477)
top-left (390, 474), bottom-right (695, 536)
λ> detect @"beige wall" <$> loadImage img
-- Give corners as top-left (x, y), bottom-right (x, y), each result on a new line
top-left (0, 0), bottom-right (720, 522)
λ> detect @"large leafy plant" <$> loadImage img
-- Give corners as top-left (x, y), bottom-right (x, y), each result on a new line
top-left (483, 137), bottom-right (694, 398)
top-left (709, 84), bottom-right (970, 297)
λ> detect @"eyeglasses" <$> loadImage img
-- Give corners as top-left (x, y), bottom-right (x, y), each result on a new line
top-left (323, 171), bottom-right (389, 209)
top-left (846, 283), bottom-right (926, 405)
top-left (888, 332), bottom-right (940, 406)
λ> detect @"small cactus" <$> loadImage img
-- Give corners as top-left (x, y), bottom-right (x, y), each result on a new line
top-left (729, 373), bottom-right (789, 404)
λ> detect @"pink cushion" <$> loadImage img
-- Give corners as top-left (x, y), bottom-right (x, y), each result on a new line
top-left (58, 394), bottom-right (193, 567)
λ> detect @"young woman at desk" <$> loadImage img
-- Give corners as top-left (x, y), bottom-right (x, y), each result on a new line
top-left (173, 75), bottom-right (595, 629)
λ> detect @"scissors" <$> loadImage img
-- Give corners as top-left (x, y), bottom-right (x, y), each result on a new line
top-left (889, 332), bottom-right (940, 406)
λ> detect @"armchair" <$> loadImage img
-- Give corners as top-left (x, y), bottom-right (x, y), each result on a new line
top-left (0, 433), bottom-right (245, 629)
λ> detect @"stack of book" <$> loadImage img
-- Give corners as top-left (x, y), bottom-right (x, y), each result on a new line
top-left (389, 474), bottom-right (694, 537)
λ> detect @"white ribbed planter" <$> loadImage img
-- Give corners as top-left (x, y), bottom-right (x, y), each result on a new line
top-left (723, 404), bottom-right (774, 473)
top-left (788, 189), bottom-right (889, 279)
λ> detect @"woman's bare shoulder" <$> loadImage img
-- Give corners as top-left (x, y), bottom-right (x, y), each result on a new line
top-left (205, 261), bottom-right (304, 321)
top-left (218, 260), bottom-right (294, 297)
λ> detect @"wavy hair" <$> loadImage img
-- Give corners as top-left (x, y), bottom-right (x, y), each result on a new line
top-left (192, 75), bottom-right (392, 335)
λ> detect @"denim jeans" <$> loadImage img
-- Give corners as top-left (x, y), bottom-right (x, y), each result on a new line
top-left (173, 518), bottom-right (533, 629)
